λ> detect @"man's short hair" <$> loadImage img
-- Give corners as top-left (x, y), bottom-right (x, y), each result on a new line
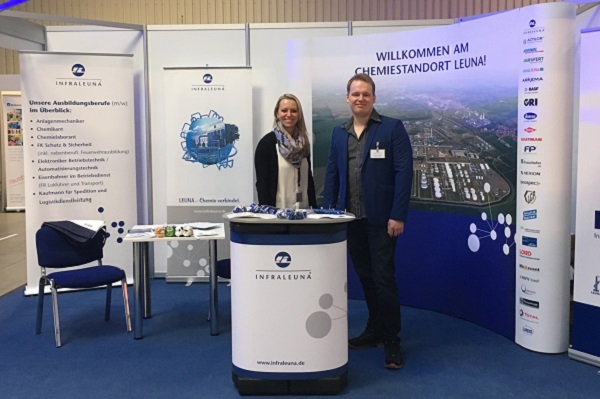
top-left (346, 73), bottom-right (376, 95)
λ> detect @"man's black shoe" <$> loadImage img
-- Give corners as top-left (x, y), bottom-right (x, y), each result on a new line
top-left (384, 339), bottom-right (404, 369)
top-left (348, 328), bottom-right (383, 349)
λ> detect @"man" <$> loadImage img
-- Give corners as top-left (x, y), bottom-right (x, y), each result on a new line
top-left (323, 73), bottom-right (413, 370)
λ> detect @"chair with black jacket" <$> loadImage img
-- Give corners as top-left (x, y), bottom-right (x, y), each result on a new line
top-left (35, 223), bottom-right (132, 347)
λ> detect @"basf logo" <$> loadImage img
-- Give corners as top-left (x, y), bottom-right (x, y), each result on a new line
top-left (522, 325), bottom-right (534, 335)
top-left (524, 98), bottom-right (538, 106)
top-left (71, 64), bottom-right (85, 77)
top-left (524, 112), bottom-right (538, 121)
top-left (524, 190), bottom-right (536, 204)
top-left (523, 209), bottom-right (538, 220)
top-left (524, 86), bottom-right (539, 94)
top-left (522, 236), bottom-right (538, 247)
top-left (524, 127), bottom-right (536, 133)
top-left (523, 146), bottom-right (537, 154)
top-left (274, 252), bottom-right (291, 268)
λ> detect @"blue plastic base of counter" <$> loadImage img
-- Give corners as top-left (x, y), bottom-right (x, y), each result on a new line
top-left (570, 301), bottom-right (600, 363)
top-left (232, 369), bottom-right (348, 395)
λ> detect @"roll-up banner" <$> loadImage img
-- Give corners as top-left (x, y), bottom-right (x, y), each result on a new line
top-left (569, 27), bottom-right (600, 367)
top-left (514, 4), bottom-right (575, 354)
top-left (163, 67), bottom-right (253, 281)
top-left (19, 52), bottom-right (138, 294)
top-left (0, 91), bottom-right (25, 211)
top-left (289, 2), bottom-right (575, 352)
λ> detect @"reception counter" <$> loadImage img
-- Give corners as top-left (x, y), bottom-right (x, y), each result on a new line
top-left (226, 214), bottom-right (353, 395)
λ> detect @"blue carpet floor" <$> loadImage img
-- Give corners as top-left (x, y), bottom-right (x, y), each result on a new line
top-left (0, 280), bottom-right (599, 398)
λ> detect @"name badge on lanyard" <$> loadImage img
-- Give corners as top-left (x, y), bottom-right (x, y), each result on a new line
top-left (370, 141), bottom-right (385, 159)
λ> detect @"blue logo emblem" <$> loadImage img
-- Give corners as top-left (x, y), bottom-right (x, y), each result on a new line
top-left (522, 236), bottom-right (538, 247)
top-left (203, 74), bottom-right (213, 83)
top-left (274, 252), bottom-right (291, 268)
top-left (523, 210), bottom-right (537, 220)
top-left (529, 20), bottom-right (536, 28)
top-left (595, 211), bottom-right (600, 230)
top-left (524, 112), bottom-right (537, 120)
top-left (72, 64), bottom-right (85, 77)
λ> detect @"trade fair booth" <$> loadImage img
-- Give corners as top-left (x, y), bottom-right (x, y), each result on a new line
top-left (1, 2), bottom-right (600, 386)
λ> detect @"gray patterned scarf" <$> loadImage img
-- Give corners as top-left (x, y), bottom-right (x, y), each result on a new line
top-left (273, 121), bottom-right (305, 168)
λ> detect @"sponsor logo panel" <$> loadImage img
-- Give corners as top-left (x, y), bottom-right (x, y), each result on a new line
top-left (522, 236), bottom-right (538, 247)
top-left (519, 297), bottom-right (540, 309)
top-left (521, 159), bottom-right (541, 167)
top-left (524, 190), bottom-right (536, 204)
top-left (592, 276), bottom-right (600, 296)
top-left (520, 275), bottom-right (540, 283)
top-left (519, 309), bottom-right (539, 323)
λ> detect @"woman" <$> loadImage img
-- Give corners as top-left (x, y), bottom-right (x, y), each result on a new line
top-left (255, 94), bottom-right (317, 209)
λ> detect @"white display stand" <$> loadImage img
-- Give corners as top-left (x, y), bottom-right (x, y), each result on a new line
top-left (226, 214), bottom-right (353, 395)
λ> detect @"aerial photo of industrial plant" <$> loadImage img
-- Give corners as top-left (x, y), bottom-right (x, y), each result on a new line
top-left (311, 84), bottom-right (518, 214)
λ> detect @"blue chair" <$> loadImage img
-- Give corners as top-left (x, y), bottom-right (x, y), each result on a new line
top-left (216, 258), bottom-right (231, 280)
top-left (35, 225), bottom-right (132, 347)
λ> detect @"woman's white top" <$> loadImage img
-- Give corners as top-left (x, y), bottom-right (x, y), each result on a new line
top-left (275, 147), bottom-right (310, 209)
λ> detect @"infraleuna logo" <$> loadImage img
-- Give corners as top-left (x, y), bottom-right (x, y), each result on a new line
top-left (71, 64), bottom-right (85, 77)
top-left (203, 73), bottom-right (213, 83)
top-left (274, 251), bottom-right (291, 268)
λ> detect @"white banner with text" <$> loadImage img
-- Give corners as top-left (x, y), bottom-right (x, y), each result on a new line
top-left (163, 67), bottom-right (253, 280)
top-left (20, 52), bottom-right (137, 293)
top-left (1, 91), bottom-right (25, 211)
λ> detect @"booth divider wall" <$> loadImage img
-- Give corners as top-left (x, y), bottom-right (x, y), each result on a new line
top-left (13, 4), bottom-right (600, 357)
top-left (146, 20), bottom-right (448, 277)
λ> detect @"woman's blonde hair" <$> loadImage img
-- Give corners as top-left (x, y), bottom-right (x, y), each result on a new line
top-left (273, 93), bottom-right (310, 157)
